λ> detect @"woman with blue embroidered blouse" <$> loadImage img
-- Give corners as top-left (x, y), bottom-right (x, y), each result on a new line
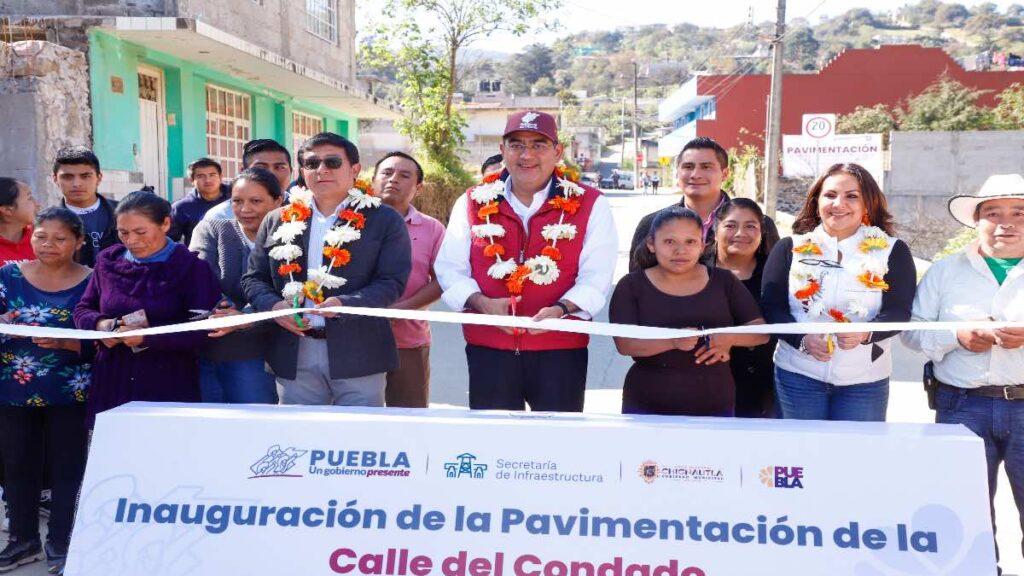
top-left (761, 163), bottom-right (916, 422)
top-left (0, 208), bottom-right (92, 574)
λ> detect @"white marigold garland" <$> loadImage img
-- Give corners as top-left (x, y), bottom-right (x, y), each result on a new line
top-left (469, 167), bottom-right (585, 296)
top-left (269, 181), bottom-right (380, 305)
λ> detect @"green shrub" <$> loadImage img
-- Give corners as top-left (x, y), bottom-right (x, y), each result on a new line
top-left (932, 227), bottom-right (977, 261)
top-left (414, 160), bottom-right (475, 225)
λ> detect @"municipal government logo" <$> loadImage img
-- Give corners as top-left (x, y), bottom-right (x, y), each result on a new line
top-left (250, 445), bottom-right (307, 479)
top-left (760, 465), bottom-right (804, 489)
top-left (638, 460), bottom-right (724, 484)
top-left (444, 453), bottom-right (488, 479)
top-left (638, 460), bottom-right (660, 484)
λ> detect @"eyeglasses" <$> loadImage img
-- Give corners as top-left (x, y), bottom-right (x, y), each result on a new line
top-left (302, 156), bottom-right (345, 170)
top-left (798, 258), bottom-right (842, 269)
top-left (505, 142), bottom-right (554, 153)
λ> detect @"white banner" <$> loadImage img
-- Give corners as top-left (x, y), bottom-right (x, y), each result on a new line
top-left (782, 134), bottom-right (884, 185)
top-left (66, 404), bottom-right (997, 575)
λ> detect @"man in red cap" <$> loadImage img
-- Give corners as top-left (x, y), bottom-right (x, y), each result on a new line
top-left (436, 110), bottom-right (618, 411)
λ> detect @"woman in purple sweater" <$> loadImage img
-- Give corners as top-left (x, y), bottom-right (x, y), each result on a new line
top-left (74, 191), bottom-right (221, 428)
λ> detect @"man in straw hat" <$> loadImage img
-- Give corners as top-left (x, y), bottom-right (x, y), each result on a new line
top-left (435, 110), bottom-right (617, 411)
top-left (903, 173), bottom-right (1024, 566)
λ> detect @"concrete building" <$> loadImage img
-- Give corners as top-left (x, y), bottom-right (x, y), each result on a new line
top-left (567, 125), bottom-right (603, 172)
top-left (1, 0), bottom-right (401, 204)
top-left (657, 44), bottom-right (1024, 159)
top-left (460, 92), bottom-right (560, 169)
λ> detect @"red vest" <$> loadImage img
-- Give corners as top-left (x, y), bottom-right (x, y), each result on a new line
top-left (464, 176), bottom-right (601, 351)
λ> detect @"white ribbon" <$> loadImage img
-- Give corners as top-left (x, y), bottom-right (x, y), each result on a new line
top-left (3, 306), bottom-right (1023, 340)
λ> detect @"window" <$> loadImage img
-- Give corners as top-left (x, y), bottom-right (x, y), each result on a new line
top-left (205, 84), bottom-right (252, 178)
top-left (292, 112), bottom-right (324, 153)
top-left (306, 0), bottom-right (338, 44)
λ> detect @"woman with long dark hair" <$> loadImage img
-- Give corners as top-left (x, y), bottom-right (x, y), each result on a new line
top-left (702, 198), bottom-right (779, 417)
top-left (762, 163), bottom-right (916, 422)
top-left (610, 206), bottom-right (768, 416)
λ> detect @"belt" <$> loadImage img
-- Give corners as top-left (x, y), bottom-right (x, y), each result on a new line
top-left (939, 382), bottom-right (1024, 401)
top-left (305, 327), bottom-right (328, 339)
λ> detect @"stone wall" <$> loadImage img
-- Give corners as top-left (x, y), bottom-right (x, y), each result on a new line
top-left (0, 40), bottom-right (92, 207)
top-left (0, 0), bottom-right (172, 17)
top-left (886, 130), bottom-right (1024, 259)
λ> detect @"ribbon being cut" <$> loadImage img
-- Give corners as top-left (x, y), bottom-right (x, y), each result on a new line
top-left (1, 305), bottom-right (1019, 341)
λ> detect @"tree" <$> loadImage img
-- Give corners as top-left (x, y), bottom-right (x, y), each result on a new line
top-left (896, 75), bottom-right (993, 131)
top-left (507, 44), bottom-right (556, 95)
top-left (360, 0), bottom-right (559, 171)
top-left (992, 83), bottom-right (1024, 129)
top-left (837, 104), bottom-right (897, 145)
top-left (785, 27), bottom-right (821, 71)
top-left (933, 3), bottom-right (970, 27)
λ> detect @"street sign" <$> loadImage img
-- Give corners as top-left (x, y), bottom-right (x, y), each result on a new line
top-left (802, 114), bottom-right (836, 139)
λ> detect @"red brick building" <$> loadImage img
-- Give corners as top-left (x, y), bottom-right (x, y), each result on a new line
top-left (658, 45), bottom-right (1024, 156)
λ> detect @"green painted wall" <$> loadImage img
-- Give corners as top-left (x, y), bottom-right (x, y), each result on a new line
top-left (88, 31), bottom-right (362, 193)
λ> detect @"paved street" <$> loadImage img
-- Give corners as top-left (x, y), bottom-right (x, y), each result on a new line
top-left (5, 188), bottom-right (1020, 575)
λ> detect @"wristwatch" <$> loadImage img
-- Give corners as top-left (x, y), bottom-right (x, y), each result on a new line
top-left (553, 301), bottom-right (571, 316)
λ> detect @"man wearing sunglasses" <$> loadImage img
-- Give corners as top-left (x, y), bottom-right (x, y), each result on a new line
top-left (435, 110), bottom-right (618, 412)
top-left (242, 132), bottom-right (411, 407)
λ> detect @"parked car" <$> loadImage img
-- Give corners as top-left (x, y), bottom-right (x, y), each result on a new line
top-left (598, 169), bottom-right (635, 189)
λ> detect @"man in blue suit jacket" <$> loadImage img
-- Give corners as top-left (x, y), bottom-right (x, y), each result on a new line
top-left (242, 132), bottom-right (411, 406)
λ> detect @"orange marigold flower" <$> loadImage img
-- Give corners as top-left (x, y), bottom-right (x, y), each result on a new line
top-left (541, 246), bottom-right (562, 261)
top-left (828, 308), bottom-right (851, 323)
top-left (482, 172), bottom-right (502, 184)
top-left (282, 203), bottom-right (312, 223)
top-left (277, 262), bottom-right (302, 276)
top-left (303, 281), bottom-right (324, 304)
top-left (477, 202), bottom-right (500, 219)
top-left (859, 237), bottom-right (889, 253)
top-left (353, 179), bottom-right (373, 194)
top-left (793, 279), bottom-right (821, 301)
top-left (793, 241), bottom-right (823, 256)
top-left (549, 196), bottom-right (581, 215)
top-left (505, 265), bottom-right (532, 295)
top-left (483, 244), bottom-right (506, 258)
top-left (858, 272), bottom-right (890, 291)
top-left (340, 209), bottom-right (366, 229)
top-left (323, 247), bottom-right (352, 267)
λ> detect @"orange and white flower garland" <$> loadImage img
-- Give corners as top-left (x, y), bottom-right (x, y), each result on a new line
top-left (469, 167), bottom-right (584, 296)
top-left (269, 180), bottom-right (380, 305)
top-left (790, 226), bottom-right (891, 322)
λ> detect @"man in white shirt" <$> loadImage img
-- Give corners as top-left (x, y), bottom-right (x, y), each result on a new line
top-left (435, 110), bottom-right (617, 411)
top-left (902, 173), bottom-right (1024, 566)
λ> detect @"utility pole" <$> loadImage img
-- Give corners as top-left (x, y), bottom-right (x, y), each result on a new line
top-left (762, 0), bottom-right (785, 219)
top-left (619, 97), bottom-right (626, 168)
top-left (633, 61), bottom-right (640, 192)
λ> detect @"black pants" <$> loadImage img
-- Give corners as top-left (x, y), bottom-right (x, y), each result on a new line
top-left (0, 405), bottom-right (87, 544)
top-left (466, 345), bottom-right (588, 411)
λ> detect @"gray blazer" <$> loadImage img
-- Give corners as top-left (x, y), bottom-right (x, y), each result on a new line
top-left (190, 219), bottom-right (270, 363)
top-left (240, 203), bottom-right (411, 380)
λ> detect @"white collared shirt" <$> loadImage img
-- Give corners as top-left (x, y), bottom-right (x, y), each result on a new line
top-left (435, 177), bottom-right (617, 318)
top-left (901, 242), bottom-right (1024, 388)
top-left (302, 198), bottom-right (349, 328)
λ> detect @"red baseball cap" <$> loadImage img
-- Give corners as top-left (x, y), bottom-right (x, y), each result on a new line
top-left (503, 110), bottom-right (558, 143)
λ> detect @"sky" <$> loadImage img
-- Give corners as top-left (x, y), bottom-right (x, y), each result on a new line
top-left (356, 0), bottom-right (1018, 54)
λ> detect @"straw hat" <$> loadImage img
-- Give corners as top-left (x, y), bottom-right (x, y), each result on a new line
top-left (948, 174), bottom-right (1024, 227)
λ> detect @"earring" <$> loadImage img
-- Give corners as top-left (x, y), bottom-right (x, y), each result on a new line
top-left (861, 213), bottom-right (871, 226)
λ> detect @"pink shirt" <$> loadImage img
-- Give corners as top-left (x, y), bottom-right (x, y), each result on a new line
top-left (391, 205), bottom-right (446, 348)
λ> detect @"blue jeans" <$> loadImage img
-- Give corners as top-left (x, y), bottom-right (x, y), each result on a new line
top-left (199, 358), bottom-right (278, 404)
top-left (936, 385), bottom-right (1024, 562)
top-left (774, 366), bottom-right (889, 421)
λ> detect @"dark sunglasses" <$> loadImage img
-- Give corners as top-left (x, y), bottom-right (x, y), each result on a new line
top-left (302, 156), bottom-right (345, 170)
